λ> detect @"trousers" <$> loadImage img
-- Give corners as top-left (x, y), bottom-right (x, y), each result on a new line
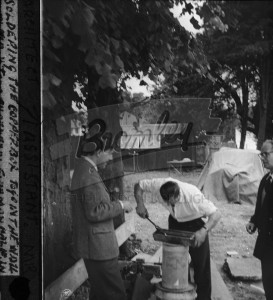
top-left (261, 243), bottom-right (273, 300)
top-left (168, 215), bottom-right (212, 300)
top-left (84, 257), bottom-right (126, 300)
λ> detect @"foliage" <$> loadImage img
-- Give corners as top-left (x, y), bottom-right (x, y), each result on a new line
top-left (43, 0), bottom-right (273, 140)
top-left (199, 0), bottom-right (273, 143)
top-left (154, 1), bottom-right (273, 147)
top-left (43, 0), bottom-right (212, 112)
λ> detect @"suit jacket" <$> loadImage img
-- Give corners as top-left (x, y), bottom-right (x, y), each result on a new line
top-left (70, 157), bottom-right (123, 260)
top-left (250, 172), bottom-right (273, 259)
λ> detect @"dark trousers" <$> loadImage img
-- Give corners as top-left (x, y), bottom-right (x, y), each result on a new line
top-left (168, 215), bottom-right (212, 300)
top-left (261, 244), bottom-right (273, 300)
top-left (84, 257), bottom-right (126, 300)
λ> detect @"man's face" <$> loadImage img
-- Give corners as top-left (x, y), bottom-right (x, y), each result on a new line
top-left (168, 194), bottom-right (180, 207)
top-left (260, 142), bottom-right (273, 171)
top-left (97, 149), bottom-right (113, 169)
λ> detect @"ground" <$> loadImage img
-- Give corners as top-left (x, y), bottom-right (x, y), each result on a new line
top-left (123, 169), bottom-right (266, 300)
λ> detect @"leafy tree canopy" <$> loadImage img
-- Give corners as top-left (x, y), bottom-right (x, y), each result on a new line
top-left (43, 0), bottom-right (220, 113)
top-left (154, 1), bottom-right (273, 145)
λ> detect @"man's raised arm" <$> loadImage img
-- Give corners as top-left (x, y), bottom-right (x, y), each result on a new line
top-left (134, 182), bottom-right (149, 218)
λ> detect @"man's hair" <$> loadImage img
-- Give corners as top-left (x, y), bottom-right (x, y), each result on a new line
top-left (263, 139), bottom-right (273, 149)
top-left (76, 120), bottom-right (113, 158)
top-left (160, 181), bottom-right (180, 202)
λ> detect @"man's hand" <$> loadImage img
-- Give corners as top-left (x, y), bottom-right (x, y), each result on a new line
top-left (194, 228), bottom-right (207, 247)
top-left (136, 203), bottom-right (149, 218)
top-left (246, 222), bottom-right (256, 234)
top-left (134, 183), bottom-right (149, 218)
top-left (122, 200), bottom-right (133, 213)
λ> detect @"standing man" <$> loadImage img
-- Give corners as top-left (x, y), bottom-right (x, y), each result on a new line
top-left (246, 139), bottom-right (273, 300)
top-left (71, 136), bottom-right (132, 300)
top-left (134, 177), bottom-right (221, 300)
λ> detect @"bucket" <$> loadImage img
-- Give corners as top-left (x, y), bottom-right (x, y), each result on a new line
top-left (162, 243), bottom-right (189, 290)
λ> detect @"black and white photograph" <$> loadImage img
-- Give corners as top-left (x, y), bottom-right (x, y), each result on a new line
top-left (1, 1), bottom-right (273, 299)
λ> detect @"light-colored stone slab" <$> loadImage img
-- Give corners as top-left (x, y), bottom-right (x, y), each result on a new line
top-left (225, 257), bottom-right (262, 281)
top-left (250, 282), bottom-right (265, 295)
top-left (211, 259), bottom-right (233, 300)
top-left (226, 251), bottom-right (239, 257)
top-left (131, 253), bottom-right (153, 262)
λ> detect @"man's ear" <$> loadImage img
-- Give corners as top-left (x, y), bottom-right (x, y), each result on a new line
top-left (96, 149), bottom-right (102, 157)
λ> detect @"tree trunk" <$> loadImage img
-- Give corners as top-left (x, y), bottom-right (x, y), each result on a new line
top-left (43, 108), bottom-right (76, 287)
top-left (257, 55), bottom-right (271, 149)
top-left (265, 51), bottom-right (273, 140)
top-left (239, 77), bottom-right (249, 149)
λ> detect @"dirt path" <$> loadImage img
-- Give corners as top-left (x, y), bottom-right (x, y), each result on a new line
top-left (124, 170), bottom-right (265, 300)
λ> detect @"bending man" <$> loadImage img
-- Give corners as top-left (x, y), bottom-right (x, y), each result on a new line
top-left (134, 177), bottom-right (221, 300)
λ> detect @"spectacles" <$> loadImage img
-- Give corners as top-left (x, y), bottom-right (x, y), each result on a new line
top-left (259, 151), bottom-right (273, 159)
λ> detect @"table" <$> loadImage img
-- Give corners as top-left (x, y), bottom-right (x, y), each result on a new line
top-left (167, 160), bottom-right (196, 175)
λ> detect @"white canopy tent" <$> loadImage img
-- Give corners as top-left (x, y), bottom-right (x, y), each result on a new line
top-left (197, 147), bottom-right (265, 205)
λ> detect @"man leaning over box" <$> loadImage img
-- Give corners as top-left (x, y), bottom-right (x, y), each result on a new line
top-left (134, 178), bottom-right (221, 300)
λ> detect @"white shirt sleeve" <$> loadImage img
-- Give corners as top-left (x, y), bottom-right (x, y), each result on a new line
top-left (139, 178), bottom-right (170, 205)
top-left (139, 178), bottom-right (166, 194)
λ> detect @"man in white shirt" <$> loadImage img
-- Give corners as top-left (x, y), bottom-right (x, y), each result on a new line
top-left (134, 177), bottom-right (221, 300)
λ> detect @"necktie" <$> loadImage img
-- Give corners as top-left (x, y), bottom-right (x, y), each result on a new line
top-left (265, 173), bottom-right (273, 194)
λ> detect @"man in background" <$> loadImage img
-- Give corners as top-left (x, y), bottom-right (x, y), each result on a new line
top-left (246, 139), bottom-right (273, 300)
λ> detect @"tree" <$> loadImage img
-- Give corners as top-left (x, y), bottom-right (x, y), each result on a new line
top-left (157, 1), bottom-right (273, 149)
top-left (197, 1), bottom-right (273, 149)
